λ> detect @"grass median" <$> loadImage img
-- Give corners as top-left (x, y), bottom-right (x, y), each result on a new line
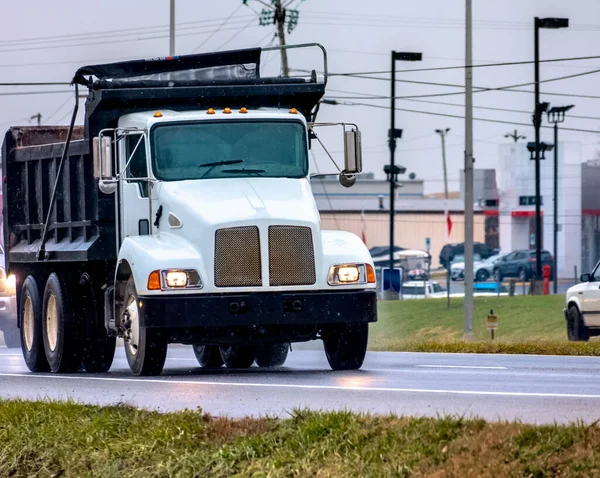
top-left (369, 295), bottom-right (600, 355)
top-left (2, 399), bottom-right (600, 477)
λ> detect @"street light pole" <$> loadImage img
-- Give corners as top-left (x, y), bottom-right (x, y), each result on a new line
top-left (385, 51), bottom-right (422, 299)
top-left (436, 128), bottom-right (451, 308)
top-left (533, 16), bottom-right (569, 285)
top-left (169, 0), bottom-right (175, 56)
top-left (547, 104), bottom-right (574, 294)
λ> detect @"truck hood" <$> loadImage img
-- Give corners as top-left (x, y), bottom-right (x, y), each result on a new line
top-left (156, 177), bottom-right (320, 228)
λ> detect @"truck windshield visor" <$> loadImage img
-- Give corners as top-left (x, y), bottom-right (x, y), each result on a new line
top-left (151, 120), bottom-right (308, 181)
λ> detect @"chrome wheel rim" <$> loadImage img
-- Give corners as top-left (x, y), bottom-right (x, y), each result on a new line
top-left (23, 296), bottom-right (34, 351)
top-left (46, 295), bottom-right (58, 352)
top-left (125, 296), bottom-right (139, 356)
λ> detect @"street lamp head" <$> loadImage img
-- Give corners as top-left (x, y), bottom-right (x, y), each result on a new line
top-left (393, 51), bottom-right (422, 62)
top-left (537, 17), bottom-right (569, 29)
top-left (547, 104), bottom-right (575, 124)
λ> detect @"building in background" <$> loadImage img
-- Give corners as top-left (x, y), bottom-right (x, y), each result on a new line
top-left (496, 142), bottom-right (582, 279)
top-left (581, 159), bottom-right (600, 274)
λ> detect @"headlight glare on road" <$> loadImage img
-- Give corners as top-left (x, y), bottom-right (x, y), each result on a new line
top-left (328, 264), bottom-right (367, 285)
top-left (6, 274), bottom-right (16, 293)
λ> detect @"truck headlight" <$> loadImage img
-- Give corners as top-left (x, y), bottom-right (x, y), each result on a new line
top-left (148, 269), bottom-right (203, 290)
top-left (6, 274), bottom-right (16, 293)
top-left (328, 264), bottom-right (375, 285)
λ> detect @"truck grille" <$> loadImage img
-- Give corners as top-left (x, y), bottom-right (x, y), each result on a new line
top-left (214, 226), bottom-right (262, 287)
top-left (269, 226), bottom-right (316, 286)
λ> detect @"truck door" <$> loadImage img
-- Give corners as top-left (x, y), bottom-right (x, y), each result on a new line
top-left (117, 130), bottom-right (152, 242)
top-left (581, 263), bottom-right (600, 326)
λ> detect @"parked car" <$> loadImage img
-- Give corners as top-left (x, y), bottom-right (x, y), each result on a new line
top-left (0, 245), bottom-right (18, 348)
top-left (401, 281), bottom-right (446, 299)
top-left (565, 262), bottom-right (600, 341)
top-left (474, 253), bottom-right (508, 282)
top-left (450, 253), bottom-right (482, 281)
top-left (493, 249), bottom-right (553, 282)
top-left (439, 242), bottom-right (499, 269)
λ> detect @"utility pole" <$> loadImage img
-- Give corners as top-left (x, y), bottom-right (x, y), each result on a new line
top-left (274, 0), bottom-right (289, 76)
top-left (169, 0), bottom-right (175, 56)
top-left (249, 0), bottom-right (304, 77)
top-left (547, 105), bottom-right (574, 294)
top-left (29, 113), bottom-right (42, 126)
top-left (464, 0), bottom-right (475, 338)
top-left (504, 130), bottom-right (526, 142)
top-left (436, 128), bottom-right (451, 309)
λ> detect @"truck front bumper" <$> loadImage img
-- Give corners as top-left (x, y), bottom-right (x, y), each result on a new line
top-left (139, 290), bottom-right (377, 329)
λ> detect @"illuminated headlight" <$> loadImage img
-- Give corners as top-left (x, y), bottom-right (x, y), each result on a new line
top-left (161, 269), bottom-right (203, 289)
top-left (328, 264), bottom-right (374, 285)
top-left (6, 274), bottom-right (16, 292)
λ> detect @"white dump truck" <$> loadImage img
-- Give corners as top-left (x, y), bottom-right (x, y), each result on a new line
top-left (2, 44), bottom-right (377, 376)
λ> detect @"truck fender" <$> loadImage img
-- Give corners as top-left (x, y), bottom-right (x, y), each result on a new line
top-left (320, 230), bottom-right (375, 280)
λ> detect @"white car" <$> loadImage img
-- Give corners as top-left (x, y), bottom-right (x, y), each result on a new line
top-left (401, 281), bottom-right (447, 299)
top-left (474, 253), bottom-right (508, 282)
top-left (565, 262), bottom-right (600, 341)
top-left (450, 253), bottom-right (482, 281)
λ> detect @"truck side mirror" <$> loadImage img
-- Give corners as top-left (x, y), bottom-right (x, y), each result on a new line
top-left (340, 130), bottom-right (362, 188)
top-left (580, 273), bottom-right (591, 282)
top-left (93, 136), bottom-right (117, 194)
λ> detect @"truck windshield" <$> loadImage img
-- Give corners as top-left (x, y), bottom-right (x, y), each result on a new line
top-left (151, 120), bottom-right (308, 181)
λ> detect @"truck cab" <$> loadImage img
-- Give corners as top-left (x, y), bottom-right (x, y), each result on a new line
top-left (2, 44), bottom-right (377, 376)
top-left (565, 260), bottom-right (600, 341)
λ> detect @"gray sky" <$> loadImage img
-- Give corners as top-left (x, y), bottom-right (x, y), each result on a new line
top-left (1, 0), bottom-right (599, 194)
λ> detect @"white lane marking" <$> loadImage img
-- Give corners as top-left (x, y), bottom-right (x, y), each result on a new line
top-left (0, 353), bottom-right (22, 357)
top-left (416, 365), bottom-right (507, 370)
top-left (0, 372), bottom-right (599, 399)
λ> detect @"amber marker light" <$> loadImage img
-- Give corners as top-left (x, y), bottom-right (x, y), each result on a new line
top-left (240, 107), bottom-right (248, 114)
top-left (207, 108), bottom-right (215, 115)
top-left (153, 111), bottom-right (163, 117)
top-left (289, 107), bottom-right (298, 114)
top-left (223, 107), bottom-right (232, 114)
top-left (366, 264), bottom-right (376, 284)
top-left (147, 270), bottom-right (161, 290)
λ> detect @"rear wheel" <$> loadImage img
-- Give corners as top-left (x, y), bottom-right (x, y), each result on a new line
top-left (518, 268), bottom-right (527, 282)
top-left (123, 277), bottom-right (168, 376)
top-left (219, 346), bottom-right (255, 368)
top-left (567, 305), bottom-right (590, 342)
top-left (19, 276), bottom-right (49, 372)
top-left (192, 344), bottom-right (224, 368)
top-left (2, 326), bottom-right (20, 348)
top-left (323, 323), bottom-right (368, 371)
top-left (494, 269), bottom-right (502, 283)
top-left (78, 277), bottom-right (115, 373)
top-left (476, 269), bottom-right (489, 282)
top-left (255, 343), bottom-right (289, 368)
top-left (42, 273), bottom-right (84, 373)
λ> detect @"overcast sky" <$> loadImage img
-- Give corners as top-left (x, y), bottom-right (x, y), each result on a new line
top-left (1, 0), bottom-right (599, 194)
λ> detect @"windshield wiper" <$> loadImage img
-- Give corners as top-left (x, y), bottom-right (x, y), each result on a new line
top-left (198, 160), bottom-right (243, 168)
top-left (199, 159), bottom-right (244, 178)
top-left (222, 168), bottom-right (266, 176)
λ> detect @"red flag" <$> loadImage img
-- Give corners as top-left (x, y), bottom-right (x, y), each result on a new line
top-left (446, 211), bottom-right (453, 238)
top-left (361, 210), bottom-right (367, 245)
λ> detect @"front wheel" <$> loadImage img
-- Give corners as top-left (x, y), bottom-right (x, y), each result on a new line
top-left (518, 268), bottom-right (527, 282)
top-left (123, 277), bottom-right (168, 376)
top-left (255, 343), bottom-right (289, 368)
top-left (494, 269), bottom-right (502, 283)
top-left (567, 305), bottom-right (590, 342)
top-left (192, 345), bottom-right (224, 368)
top-left (323, 323), bottom-right (368, 371)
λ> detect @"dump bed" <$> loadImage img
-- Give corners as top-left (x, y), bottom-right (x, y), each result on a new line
top-left (2, 44), bottom-right (327, 267)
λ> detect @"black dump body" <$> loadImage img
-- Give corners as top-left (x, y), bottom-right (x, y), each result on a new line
top-left (2, 45), bottom-right (326, 267)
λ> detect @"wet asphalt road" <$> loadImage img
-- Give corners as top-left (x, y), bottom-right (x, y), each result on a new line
top-left (1, 344), bottom-right (600, 424)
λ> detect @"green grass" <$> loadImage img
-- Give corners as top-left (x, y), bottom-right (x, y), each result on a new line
top-left (2, 400), bottom-right (600, 477)
top-left (369, 295), bottom-right (600, 355)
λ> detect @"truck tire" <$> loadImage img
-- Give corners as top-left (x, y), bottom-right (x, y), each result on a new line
top-left (323, 323), bottom-right (368, 371)
top-left (42, 273), bottom-right (83, 373)
top-left (255, 343), bottom-right (289, 368)
top-left (219, 346), bottom-right (255, 368)
top-left (19, 276), bottom-right (49, 372)
top-left (567, 305), bottom-right (590, 342)
top-left (2, 327), bottom-right (21, 348)
top-left (192, 345), bottom-right (223, 368)
top-left (78, 279), bottom-right (115, 373)
top-left (124, 277), bottom-right (167, 376)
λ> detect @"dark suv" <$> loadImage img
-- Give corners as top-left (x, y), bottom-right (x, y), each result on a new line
top-left (493, 249), bottom-right (553, 282)
top-left (440, 242), bottom-right (498, 269)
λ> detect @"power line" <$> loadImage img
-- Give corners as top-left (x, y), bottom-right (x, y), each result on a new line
top-left (326, 88), bottom-right (600, 121)
top-left (214, 17), bottom-right (257, 51)
top-left (192, 4), bottom-right (245, 53)
top-left (0, 82), bottom-right (70, 86)
top-left (321, 99), bottom-right (600, 134)
top-left (0, 90), bottom-right (73, 97)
